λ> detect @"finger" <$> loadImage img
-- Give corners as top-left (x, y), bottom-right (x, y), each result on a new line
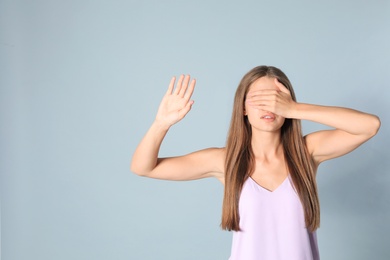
top-left (247, 101), bottom-right (273, 108)
top-left (246, 97), bottom-right (273, 106)
top-left (166, 76), bottom-right (176, 95)
top-left (247, 92), bottom-right (278, 103)
top-left (247, 94), bottom-right (277, 101)
top-left (184, 78), bottom-right (196, 101)
top-left (247, 90), bottom-right (279, 98)
top-left (174, 75), bottom-right (185, 95)
top-left (179, 75), bottom-right (191, 97)
top-left (251, 104), bottom-right (275, 113)
top-left (274, 78), bottom-right (290, 94)
top-left (178, 100), bottom-right (194, 119)
top-left (247, 96), bottom-right (277, 107)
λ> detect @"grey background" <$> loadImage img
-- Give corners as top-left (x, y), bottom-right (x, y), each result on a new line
top-left (1, 0), bottom-right (389, 259)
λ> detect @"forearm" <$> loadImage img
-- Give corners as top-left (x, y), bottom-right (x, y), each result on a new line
top-left (130, 121), bottom-right (170, 176)
top-left (291, 103), bottom-right (380, 136)
top-left (131, 75), bottom-right (196, 176)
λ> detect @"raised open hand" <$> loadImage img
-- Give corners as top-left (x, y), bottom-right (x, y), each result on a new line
top-left (246, 78), bottom-right (296, 118)
top-left (155, 75), bottom-right (195, 128)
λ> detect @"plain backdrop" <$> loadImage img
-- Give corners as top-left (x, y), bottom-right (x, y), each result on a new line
top-left (1, 0), bottom-right (389, 259)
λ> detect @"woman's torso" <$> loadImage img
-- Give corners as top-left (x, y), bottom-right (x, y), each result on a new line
top-left (229, 175), bottom-right (320, 260)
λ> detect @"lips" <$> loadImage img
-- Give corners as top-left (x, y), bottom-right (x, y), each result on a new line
top-left (260, 113), bottom-right (275, 119)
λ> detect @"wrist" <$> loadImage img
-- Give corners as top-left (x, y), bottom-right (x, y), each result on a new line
top-left (287, 102), bottom-right (301, 119)
top-left (290, 103), bottom-right (319, 120)
top-left (152, 119), bottom-right (171, 132)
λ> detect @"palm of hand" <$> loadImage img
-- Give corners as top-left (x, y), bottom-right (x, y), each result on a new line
top-left (155, 75), bottom-right (195, 128)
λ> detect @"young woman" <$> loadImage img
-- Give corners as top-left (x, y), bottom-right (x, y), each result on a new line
top-left (131, 66), bottom-right (380, 260)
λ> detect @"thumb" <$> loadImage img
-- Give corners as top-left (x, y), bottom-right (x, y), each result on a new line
top-left (178, 100), bottom-right (194, 119)
top-left (274, 78), bottom-right (290, 94)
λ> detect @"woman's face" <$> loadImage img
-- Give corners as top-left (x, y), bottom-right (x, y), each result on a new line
top-left (244, 76), bottom-right (285, 133)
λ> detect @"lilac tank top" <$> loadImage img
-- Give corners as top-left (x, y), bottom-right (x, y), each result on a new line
top-left (229, 176), bottom-right (320, 260)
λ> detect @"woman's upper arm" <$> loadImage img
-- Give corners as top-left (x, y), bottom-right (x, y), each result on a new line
top-left (305, 129), bottom-right (374, 165)
top-left (145, 147), bottom-right (225, 181)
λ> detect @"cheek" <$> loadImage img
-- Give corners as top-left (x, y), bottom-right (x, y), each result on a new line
top-left (245, 109), bottom-right (258, 125)
top-left (245, 103), bottom-right (257, 115)
top-left (247, 110), bottom-right (256, 118)
top-left (279, 118), bottom-right (286, 127)
top-left (244, 103), bottom-right (249, 115)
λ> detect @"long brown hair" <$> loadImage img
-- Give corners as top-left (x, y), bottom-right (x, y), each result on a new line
top-left (221, 66), bottom-right (320, 232)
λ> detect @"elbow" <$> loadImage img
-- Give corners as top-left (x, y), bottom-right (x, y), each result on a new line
top-left (367, 114), bottom-right (381, 138)
top-left (130, 163), bottom-right (138, 175)
top-left (130, 168), bottom-right (148, 177)
top-left (130, 162), bottom-right (142, 176)
top-left (130, 162), bottom-right (148, 177)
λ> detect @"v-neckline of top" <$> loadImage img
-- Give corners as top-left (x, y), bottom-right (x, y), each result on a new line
top-left (248, 176), bottom-right (289, 193)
